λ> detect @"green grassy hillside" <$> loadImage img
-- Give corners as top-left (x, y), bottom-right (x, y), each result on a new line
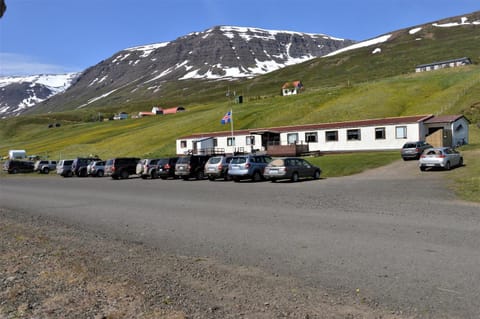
top-left (1, 65), bottom-right (479, 159)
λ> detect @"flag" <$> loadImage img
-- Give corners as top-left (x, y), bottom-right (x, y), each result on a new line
top-left (220, 111), bottom-right (231, 125)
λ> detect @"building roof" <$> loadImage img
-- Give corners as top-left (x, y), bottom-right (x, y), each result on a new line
top-left (415, 57), bottom-right (471, 69)
top-left (179, 114), bottom-right (434, 140)
top-left (424, 115), bottom-right (468, 124)
top-left (282, 81), bottom-right (303, 89)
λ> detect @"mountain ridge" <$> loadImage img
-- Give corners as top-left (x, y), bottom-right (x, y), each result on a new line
top-left (1, 25), bottom-right (354, 117)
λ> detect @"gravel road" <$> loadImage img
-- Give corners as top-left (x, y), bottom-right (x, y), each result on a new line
top-left (1, 159), bottom-right (479, 318)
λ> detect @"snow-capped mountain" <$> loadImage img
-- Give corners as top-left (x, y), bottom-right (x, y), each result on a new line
top-left (0, 73), bottom-right (78, 118)
top-left (24, 26), bottom-right (354, 114)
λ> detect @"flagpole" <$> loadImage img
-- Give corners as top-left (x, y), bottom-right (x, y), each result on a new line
top-left (230, 108), bottom-right (234, 154)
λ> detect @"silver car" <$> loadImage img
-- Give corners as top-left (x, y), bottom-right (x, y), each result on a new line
top-left (204, 155), bottom-right (233, 181)
top-left (419, 147), bottom-right (463, 171)
top-left (264, 157), bottom-right (321, 182)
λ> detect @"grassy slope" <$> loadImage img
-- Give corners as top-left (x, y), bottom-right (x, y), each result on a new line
top-left (1, 66), bottom-right (479, 159)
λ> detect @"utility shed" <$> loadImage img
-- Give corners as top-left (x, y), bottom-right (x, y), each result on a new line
top-left (424, 115), bottom-right (469, 147)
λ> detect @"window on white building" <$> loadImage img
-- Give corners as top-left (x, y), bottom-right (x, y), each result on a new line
top-left (305, 132), bottom-right (318, 143)
top-left (227, 137), bottom-right (236, 146)
top-left (396, 126), bottom-right (407, 139)
top-left (375, 127), bottom-right (386, 140)
top-left (347, 129), bottom-right (361, 141)
top-left (246, 136), bottom-right (255, 145)
top-left (180, 140), bottom-right (187, 148)
top-left (325, 131), bottom-right (338, 142)
top-left (287, 133), bottom-right (299, 144)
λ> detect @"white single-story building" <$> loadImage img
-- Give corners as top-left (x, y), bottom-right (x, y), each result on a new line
top-left (415, 57), bottom-right (472, 73)
top-left (176, 114), bottom-right (469, 156)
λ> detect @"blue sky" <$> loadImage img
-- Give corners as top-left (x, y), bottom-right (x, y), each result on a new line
top-left (0, 0), bottom-right (478, 76)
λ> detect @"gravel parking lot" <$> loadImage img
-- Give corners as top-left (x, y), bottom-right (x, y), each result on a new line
top-left (1, 159), bottom-right (479, 318)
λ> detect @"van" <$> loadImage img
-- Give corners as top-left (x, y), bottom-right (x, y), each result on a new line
top-left (56, 159), bottom-right (74, 177)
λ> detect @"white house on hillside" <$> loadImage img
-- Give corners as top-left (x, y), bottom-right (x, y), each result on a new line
top-left (415, 57), bottom-right (472, 73)
top-left (176, 114), bottom-right (469, 156)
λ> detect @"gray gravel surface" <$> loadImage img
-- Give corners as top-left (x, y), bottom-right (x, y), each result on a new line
top-left (1, 159), bottom-right (479, 318)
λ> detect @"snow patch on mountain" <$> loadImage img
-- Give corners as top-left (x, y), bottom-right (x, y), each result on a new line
top-left (0, 73), bottom-right (78, 118)
top-left (324, 34), bottom-right (392, 57)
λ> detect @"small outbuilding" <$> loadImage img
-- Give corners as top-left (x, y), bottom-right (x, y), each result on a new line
top-left (281, 81), bottom-right (304, 96)
top-left (152, 106), bottom-right (186, 115)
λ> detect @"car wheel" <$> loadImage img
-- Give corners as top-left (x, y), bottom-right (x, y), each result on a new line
top-left (459, 158), bottom-right (464, 167)
top-left (96, 170), bottom-right (104, 177)
top-left (420, 166), bottom-right (426, 172)
top-left (270, 178), bottom-right (277, 183)
top-left (141, 175), bottom-right (148, 179)
top-left (291, 172), bottom-right (299, 183)
top-left (445, 161), bottom-right (451, 170)
top-left (182, 176), bottom-right (189, 181)
top-left (120, 170), bottom-right (129, 179)
top-left (208, 176), bottom-right (215, 181)
top-left (252, 171), bottom-right (262, 182)
top-left (233, 176), bottom-right (240, 182)
top-left (313, 170), bottom-right (320, 179)
top-left (66, 170), bottom-right (73, 177)
top-left (42, 167), bottom-right (50, 174)
top-left (151, 170), bottom-right (158, 179)
top-left (196, 170), bottom-right (205, 180)
top-left (160, 176), bottom-right (167, 180)
top-left (11, 168), bottom-right (18, 174)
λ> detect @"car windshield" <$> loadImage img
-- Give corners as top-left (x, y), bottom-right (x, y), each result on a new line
top-left (231, 157), bottom-right (247, 164)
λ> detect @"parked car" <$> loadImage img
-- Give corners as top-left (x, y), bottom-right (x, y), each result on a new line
top-left (56, 159), bottom-right (74, 177)
top-left (157, 157), bottom-right (178, 180)
top-left (264, 157), bottom-right (321, 182)
top-left (419, 147), bottom-right (463, 171)
top-left (2, 160), bottom-right (34, 174)
top-left (204, 155), bottom-right (233, 181)
top-left (34, 160), bottom-right (57, 174)
top-left (71, 157), bottom-right (101, 177)
top-left (136, 158), bottom-right (161, 179)
top-left (228, 154), bottom-right (272, 182)
top-left (175, 155), bottom-right (211, 180)
top-left (105, 157), bottom-right (140, 179)
top-left (87, 160), bottom-right (106, 177)
top-left (401, 141), bottom-right (432, 160)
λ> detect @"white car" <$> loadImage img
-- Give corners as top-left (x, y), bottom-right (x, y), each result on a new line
top-left (419, 147), bottom-right (463, 171)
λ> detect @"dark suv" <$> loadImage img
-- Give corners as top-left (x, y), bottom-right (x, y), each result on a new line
top-left (3, 160), bottom-right (34, 174)
top-left (157, 157), bottom-right (178, 179)
top-left (401, 141), bottom-right (432, 160)
top-left (105, 157), bottom-right (140, 179)
top-left (175, 155), bottom-right (211, 180)
top-left (71, 157), bottom-right (101, 177)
